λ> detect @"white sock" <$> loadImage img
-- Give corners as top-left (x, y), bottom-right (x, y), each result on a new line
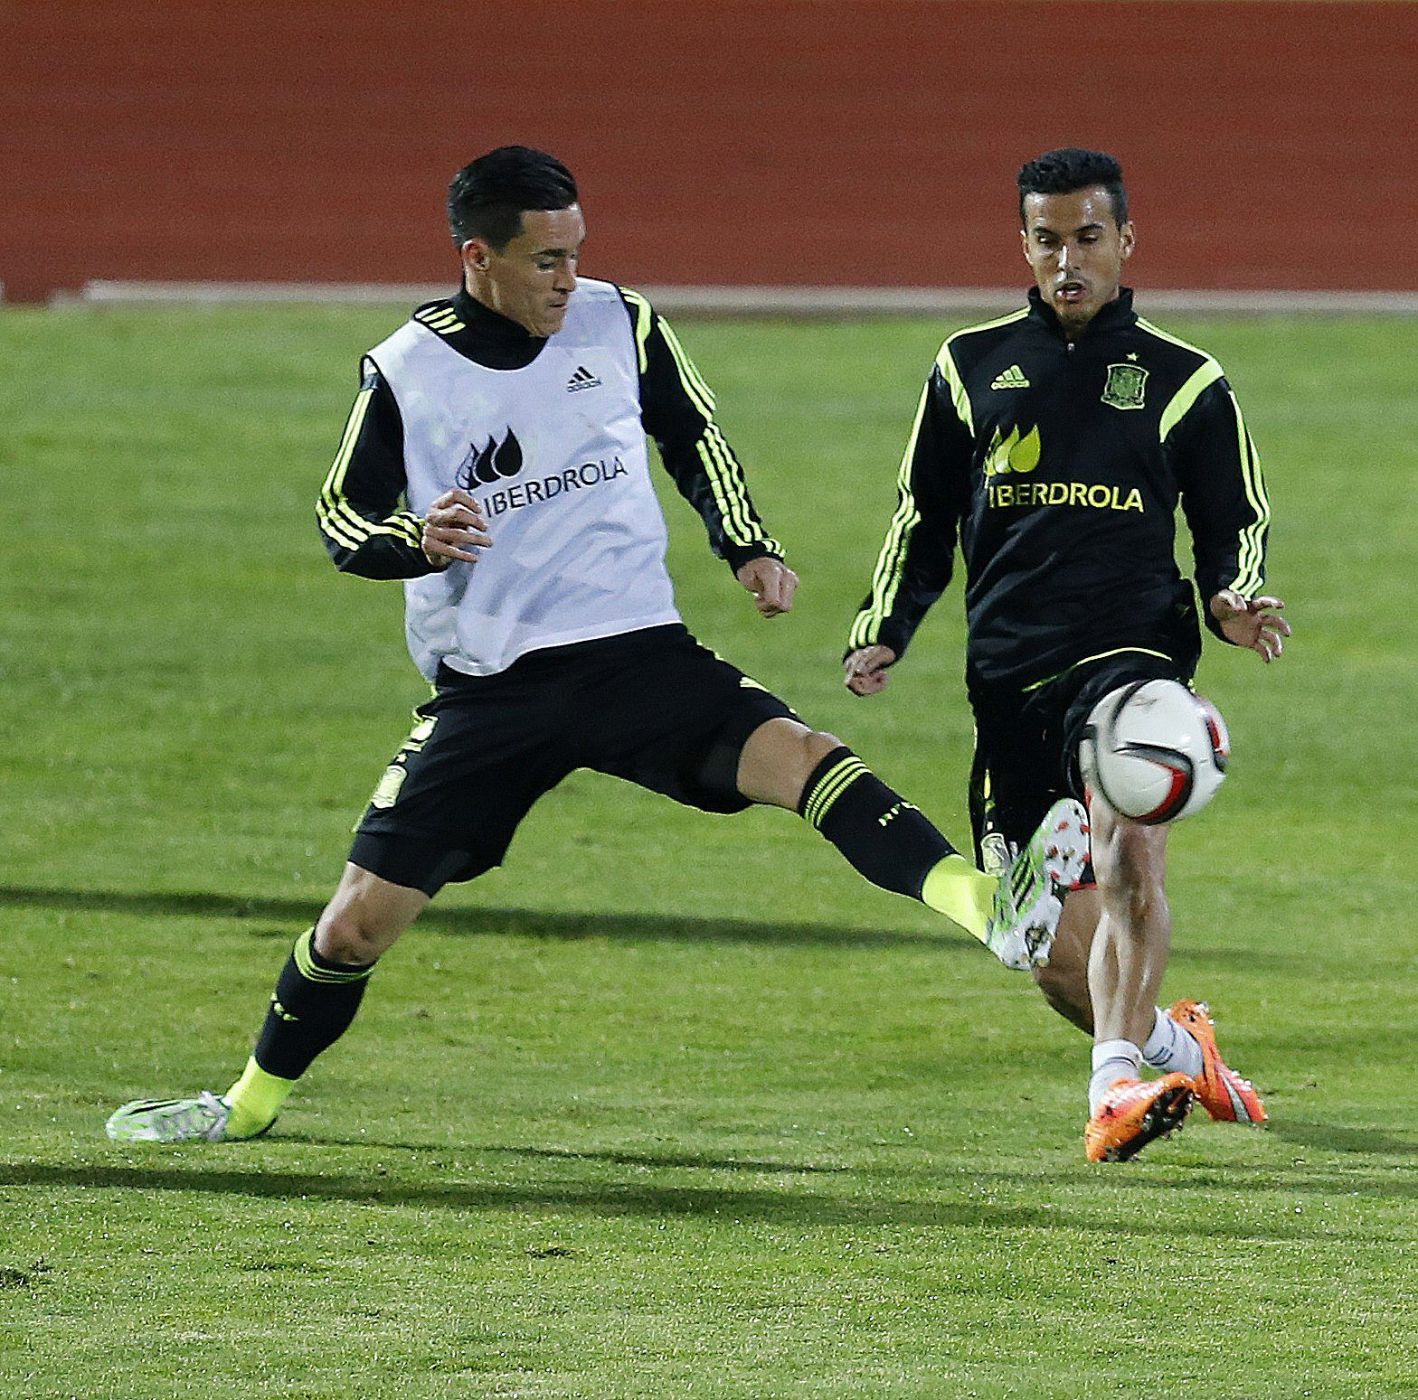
top-left (1140, 1007), bottom-right (1203, 1079)
top-left (1089, 1039), bottom-right (1142, 1115)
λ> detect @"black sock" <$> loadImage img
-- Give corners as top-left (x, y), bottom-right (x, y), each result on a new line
top-left (251, 928), bottom-right (376, 1080)
top-left (798, 747), bottom-right (956, 901)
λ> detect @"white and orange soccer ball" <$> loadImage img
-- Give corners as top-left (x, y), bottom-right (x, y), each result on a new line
top-left (1079, 680), bottom-right (1230, 824)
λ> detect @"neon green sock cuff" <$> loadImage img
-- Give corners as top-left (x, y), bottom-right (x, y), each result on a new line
top-left (920, 853), bottom-right (995, 945)
top-left (223, 1056), bottom-right (296, 1139)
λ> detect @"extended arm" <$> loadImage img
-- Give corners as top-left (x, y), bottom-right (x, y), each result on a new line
top-left (1168, 372), bottom-right (1288, 659)
top-left (844, 361), bottom-right (970, 692)
top-left (623, 290), bottom-right (785, 586)
top-left (316, 365), bottom-right (441, 579)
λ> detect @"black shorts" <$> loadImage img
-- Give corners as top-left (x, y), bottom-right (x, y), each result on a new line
top-left (349, 624), bottom-right (796, 895)
top-left (967, 648), bottom-right (1194, 879)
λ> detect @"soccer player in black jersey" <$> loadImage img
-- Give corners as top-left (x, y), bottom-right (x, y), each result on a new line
top-left (106, 147), bottom-right (1087, 1146)
top-left (846, 148), bottom-right (1291, 1162)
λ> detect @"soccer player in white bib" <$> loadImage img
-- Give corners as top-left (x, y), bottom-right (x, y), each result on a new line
top-left (106, 147), bottom-right (1086, 1145)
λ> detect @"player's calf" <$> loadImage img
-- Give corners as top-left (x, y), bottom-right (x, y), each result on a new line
top-left (794, 743), bottom-right (960, 901)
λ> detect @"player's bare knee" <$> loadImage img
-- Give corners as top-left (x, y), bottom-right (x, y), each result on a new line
top-left (1099, 859), bottom-right (1168, 933)
top-left (315, 889), bottom-right (416, 964)
top-left (1107, 892), bottom-right (1167, 946)
top-left (737, 719), bottom-right (842, 808)
top-left (314, 906), bottom-right (381, 964)
top-left (313, 863), bottom-right (429, 963)
top-left (1094, 821), bottom-right (1165, 891)
top-left (786, 728), bottom-right (845, 803)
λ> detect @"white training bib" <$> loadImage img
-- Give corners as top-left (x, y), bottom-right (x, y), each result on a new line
top-left (369, 279), bottom-right (680, 679)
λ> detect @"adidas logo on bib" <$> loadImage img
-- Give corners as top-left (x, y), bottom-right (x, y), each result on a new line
top-left (990, 364), bottom-right (1030, 390)
top-left (567, 365), bottom-right (602, 393)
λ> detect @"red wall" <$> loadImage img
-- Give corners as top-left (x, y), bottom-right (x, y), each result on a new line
top-left (3, 1), bottom-right (1415, 301)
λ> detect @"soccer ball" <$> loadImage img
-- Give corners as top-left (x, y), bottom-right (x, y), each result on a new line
top-left (1078, 680), bottom-right (1229, 824)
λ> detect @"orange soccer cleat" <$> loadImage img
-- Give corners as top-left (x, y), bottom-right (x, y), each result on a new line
top-left (1168, 999), bottom-right (1268, 1125)
top-left (1084, 1074), bottom-right (1195, 1163)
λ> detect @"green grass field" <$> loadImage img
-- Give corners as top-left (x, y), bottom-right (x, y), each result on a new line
top-left (2, 303), bottom-right (1416, 1398)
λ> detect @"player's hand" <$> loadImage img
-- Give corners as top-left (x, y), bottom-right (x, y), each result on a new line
top-left (421, 488), bottom-right (492, 567)
top-left (844, 644), bottom-right (898, 695)
top-left (1210, 589), bottom-right (1291, 662)
top-left (736, 556), bottom-right (798, 618)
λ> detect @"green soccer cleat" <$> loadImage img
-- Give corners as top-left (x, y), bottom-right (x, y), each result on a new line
top-left (984, 798), bottom-right (1090, 970)
top-left (105, 1091), bottom-right (243, 1143)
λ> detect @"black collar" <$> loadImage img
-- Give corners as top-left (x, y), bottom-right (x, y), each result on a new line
top-left (452, 286), bottom-right (547, 348)
top-left (1026, 285), bottom-right (1137, 342)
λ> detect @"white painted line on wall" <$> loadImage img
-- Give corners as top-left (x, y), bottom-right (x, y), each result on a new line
top-left (53, 280), bottom-right (1418, 315)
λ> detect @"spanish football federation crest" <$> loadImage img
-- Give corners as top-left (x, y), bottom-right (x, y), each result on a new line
top-left (1101, 362), bottom-right (1148, 410)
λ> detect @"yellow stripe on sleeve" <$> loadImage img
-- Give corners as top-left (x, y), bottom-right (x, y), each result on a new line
top-left (847, 381), bottom-right (930, 651)
top-left (1158, 359), bottom-right (1225, 443)
top-left (318, 387), bottom-right (376, 547)
top-left (621, 287), bottom-right (654, 375)
top-left (695, 430), bottom-right (779, 554)
top-left (935, 340), bottom-right (976, 438)
top-left (317, 387), bottom-right (425, 554)
top-left (658, 316), bottom-right (716, 417)
top-left (1227, 395), bottom-right (1271, 596)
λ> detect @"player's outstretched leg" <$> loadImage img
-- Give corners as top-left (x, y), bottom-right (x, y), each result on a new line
top-left (759, 724), bottom-right (1087, 970)
top-left (979, 798), bottom-right (1090, 970)
top-left (106, 866), bottom-right (425, 1143)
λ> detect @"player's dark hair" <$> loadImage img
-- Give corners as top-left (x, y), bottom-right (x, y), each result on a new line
top-left (1017, 148), bottom-right (1128, 226)
top-left (447, 146), bottom-right (579, 250)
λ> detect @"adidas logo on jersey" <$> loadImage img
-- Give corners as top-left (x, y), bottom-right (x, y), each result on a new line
top-left (990, 364), bottom-right (1030, 390)
top-left (567, 365), bottom-right (602, 393)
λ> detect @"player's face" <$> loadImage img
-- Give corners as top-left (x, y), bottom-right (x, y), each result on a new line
top-left (463, 205), bottom-right (586, 337)
top-left (1020, 186), bottom-right (1134, 337)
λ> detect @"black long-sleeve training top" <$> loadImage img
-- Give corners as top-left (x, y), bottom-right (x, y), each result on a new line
top-left (848, 288), bottom-right (1271, 687)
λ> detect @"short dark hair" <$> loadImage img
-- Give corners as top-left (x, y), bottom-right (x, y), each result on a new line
top-left (1017, 148), bottom-right (1128, 226)
top-left (447, 146), bottom-right (579, 251)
